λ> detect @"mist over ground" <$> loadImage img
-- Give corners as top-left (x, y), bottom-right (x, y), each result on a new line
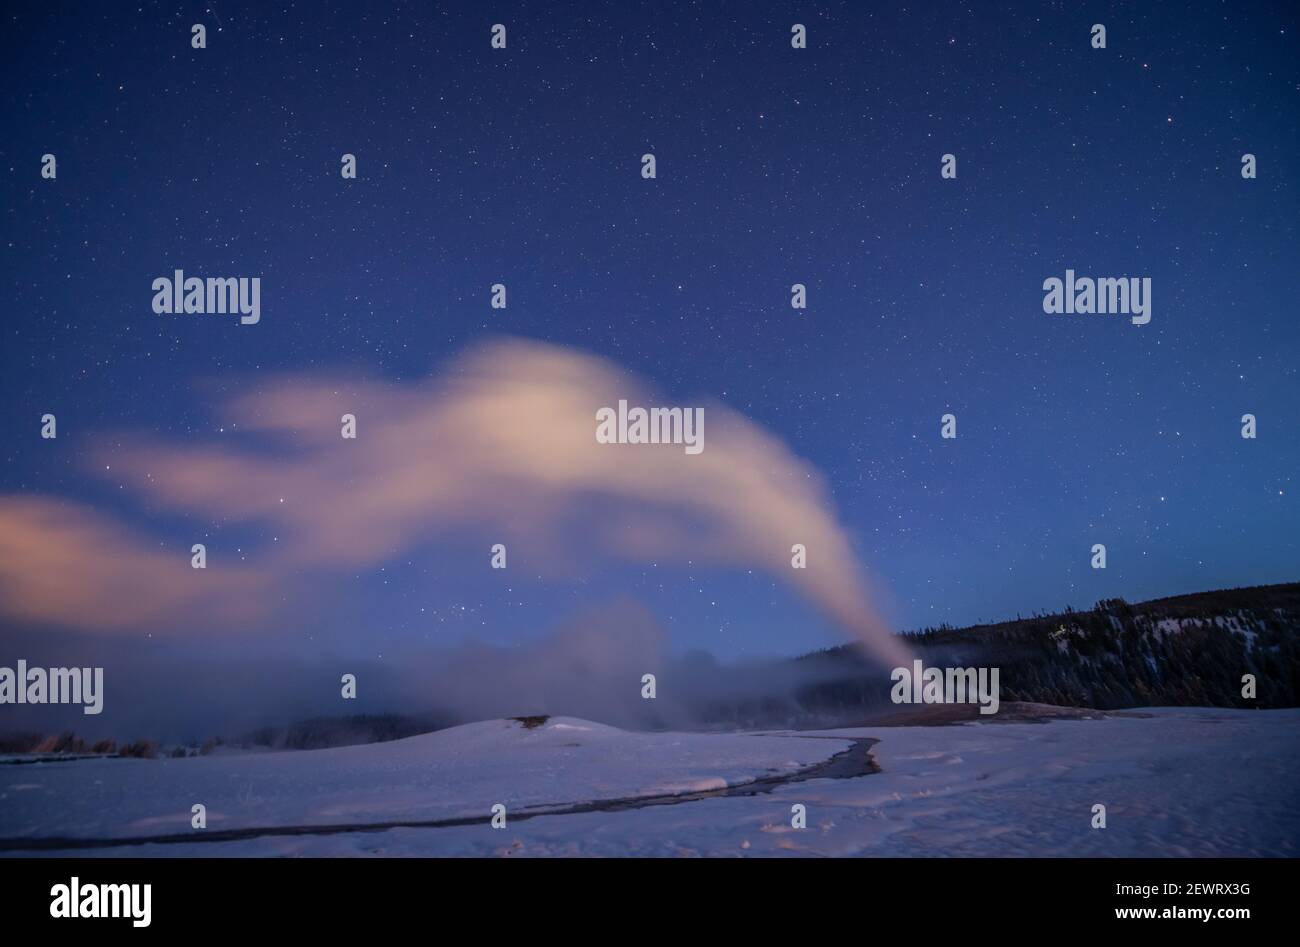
top-left (0, 600), bottom-right (898, 744)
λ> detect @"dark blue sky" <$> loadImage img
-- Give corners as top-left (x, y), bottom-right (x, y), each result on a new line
top-left (2, 0), bottom-right (1298, 661)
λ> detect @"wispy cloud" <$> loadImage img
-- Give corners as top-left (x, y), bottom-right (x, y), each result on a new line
top-left (0, 496), bottom-right (269, 632)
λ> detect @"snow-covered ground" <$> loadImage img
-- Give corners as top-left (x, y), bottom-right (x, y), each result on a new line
top-left (2, 708), bottom-right (1296, 857)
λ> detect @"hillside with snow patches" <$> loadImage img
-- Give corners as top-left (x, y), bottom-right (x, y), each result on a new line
top-left (782, 583), bottom-right (1300, 721)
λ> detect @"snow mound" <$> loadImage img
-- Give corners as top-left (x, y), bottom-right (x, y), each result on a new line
top-left (0, 718), bottom-right (849, 845)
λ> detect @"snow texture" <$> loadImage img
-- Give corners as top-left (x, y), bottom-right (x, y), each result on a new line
top-left (2, 708), bottom-right (1296, 858)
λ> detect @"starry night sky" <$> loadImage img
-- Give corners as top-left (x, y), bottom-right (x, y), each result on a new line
top-left (2, 0), bottom-right (1298, 671)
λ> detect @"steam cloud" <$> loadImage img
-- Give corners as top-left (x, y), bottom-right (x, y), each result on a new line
top-left (0, 337), bottom-right (908, 667)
